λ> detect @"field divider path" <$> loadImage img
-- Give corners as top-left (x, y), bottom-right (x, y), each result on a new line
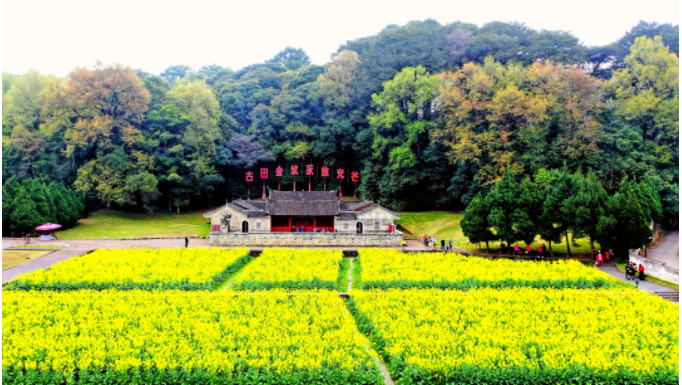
top-left (212, 256), bottom-right (253, 291)
top-left (347, 258), bottom-right (354, 292)
top-left (339, 302), bottom-right (395, 385)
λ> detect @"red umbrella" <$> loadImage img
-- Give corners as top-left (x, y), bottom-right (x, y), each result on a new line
top-left (35, 223), bottom-right (62, 231)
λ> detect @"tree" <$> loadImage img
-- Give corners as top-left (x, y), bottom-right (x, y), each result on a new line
top-left (222, 133), bottom-right (275, 169)
top-left (199, 64), bottom-right (224, 78)
top-left (316, 50), bottom-right (361, 113)
top-left (461, 193), bottom-right (495, 251)
top-left (542, 166), bottom-right (575, 255)
top-left (598, 189), bottom-right (653, 259)
top-left (23, 179), bottom-right (51, 224)
top-left (118, 172), bottom-right (161, 212)
top-left (267, 47), bottom-right (311, 71)
top-left (609, 36), bottom-right (679, 148)
top-left (2, 176), bottom-right (22, 233)
top-left (486, 169), bottom-right (522, 248)
top-left (10, 187), bottom-right (41, 235)
top-left (160, 65), bottom-right (193, 84)
top-left (570, 169), bottom-right (609, 249)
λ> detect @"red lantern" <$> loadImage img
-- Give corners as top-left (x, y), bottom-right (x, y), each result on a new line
top-left (245, 171), bottom-right (254, 182)
top-left (336, 168), bottom-right (345, 179)
top-left (321, 166), bottom-right (330, 177)
top-left (276, 166), bottom-right (283, 177)
top-left (351, 171), bottom-right (359, 182)
top-left (305, 164), bottom-right (314, 176)
top-left (260, 168), bottom-right (268, 179)
top-left (290, 165), bottom-right (299, 176)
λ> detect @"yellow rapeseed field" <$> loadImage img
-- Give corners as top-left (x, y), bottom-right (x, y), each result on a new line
top-left (7, 248), bottom-right (249, 291)
top-left (358, 249), bottom-right (622, 289)
top-left (350, 288), bottom-right (679, 384)
top-left (2, 290), bottom-right (382, 385)
top-left (233, 249), bottom-right (342, 290)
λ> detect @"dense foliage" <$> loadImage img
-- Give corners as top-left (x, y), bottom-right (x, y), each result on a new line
top-left (2, 21), bottom-right (678, 221)
top-left (461, 167), bottom-right (661, 257)
top-left (233, 249), bottom-right (342, 290)
top-left (7, 248), bottom-right (249, 291)
top-left (2, 290), bottom-right (382, 385)
top-left (1, 176), bottom-right (85, 235)
top-left (350, 288), bottom-right (679, 385)
top-left (358, 249), bottom-right (621, 290)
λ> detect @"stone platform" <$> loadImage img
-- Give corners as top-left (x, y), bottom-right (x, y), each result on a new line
top-left (209, 231), bottom-right (403, 247)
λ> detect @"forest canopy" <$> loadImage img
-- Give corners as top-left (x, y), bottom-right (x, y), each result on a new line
top-left (2, 19), bottom-right (679, 223)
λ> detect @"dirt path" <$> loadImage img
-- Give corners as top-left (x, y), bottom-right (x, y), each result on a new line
top-left (347, 258), bottom-right (354, 292)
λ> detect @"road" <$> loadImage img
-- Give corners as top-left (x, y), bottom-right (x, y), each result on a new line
top-left (597, 264), bottom-right (676, 293)
top-left (646, 231), bottom-right (679, 270)
top-left (2, 249), bottom-right (92, 285)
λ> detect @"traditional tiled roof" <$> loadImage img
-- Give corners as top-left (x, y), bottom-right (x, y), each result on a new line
top-left (223, 192), bottom-right (400, 218)
top-left (337, 212), bottom-right (357, 219)
top-left (268, 200), bottom-right (340, 216)
top-left (269, 190), bottom-right (338, 201)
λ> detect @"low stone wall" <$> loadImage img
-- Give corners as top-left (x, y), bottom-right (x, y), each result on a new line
top-left (629, 253), bottom-right (679, 284)
top-left (209, 231), bottom-right (403, 247)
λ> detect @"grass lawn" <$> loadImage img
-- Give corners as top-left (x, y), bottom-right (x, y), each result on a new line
top-left (3, 250), bottom-right (51, 270)
top-left (337, 258), bottom-right (351, 292)
top-left (55, 208), bottom-right (213, 239)
top-left (11, 245), bottom-right (65, 249)
top-left (397, 211), bottom-right (600, 257)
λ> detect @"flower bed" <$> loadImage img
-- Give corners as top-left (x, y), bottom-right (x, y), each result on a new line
top-left (2, 290), bottom-right (382, 385)
top-left (233, 249), bottom-right (342, 290)
top-left (359, 249), bottom-right (622, 290)
top-left (6, 248), bottom-right (249, 291)
top-left (350, 288), bottom-right (679, 385)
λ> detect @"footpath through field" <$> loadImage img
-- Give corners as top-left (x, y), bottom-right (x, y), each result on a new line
top-left (597, 264), bottom-right (676, 294)
top-left (2, 249), bottom-right (91, 285)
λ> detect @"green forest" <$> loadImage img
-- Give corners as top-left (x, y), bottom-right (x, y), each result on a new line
top-left (2, 20), bottom-right (679, 231)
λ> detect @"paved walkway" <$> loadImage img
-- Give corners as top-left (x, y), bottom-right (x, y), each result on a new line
top-left (597, 264), bottom-right (676, 293)
top-left (646, 231), bottom-right (679, 270)
top-left (2, 249), bottom-right (92, 284)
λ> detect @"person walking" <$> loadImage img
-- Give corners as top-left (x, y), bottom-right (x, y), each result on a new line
top-left (525, 244), bottom-right (531, 256)
top-left (538, 244), bottom-right (543, 258)
top-left (440, 239), bottom-right (445, 251)
top-left (185, 236), bottom-right (189, 248)
top-left (514, 244), bottom-right (519, 256)
top-left (638, 264), bottom-right (645, 281)
top-left (448, 238), bottom-right (453, 252)
top-left (604, 250), bottom-right (610, 263)
top-left (424, 234), bottom-right (428, 246)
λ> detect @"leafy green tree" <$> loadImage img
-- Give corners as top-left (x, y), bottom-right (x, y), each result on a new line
top-left (461, 193), bottom-right (495, 251)
top-left (535, 169), bottom-right (562, 254)
top-left (542, 166), bottom-right (575, 255)
top-left (486, 169), bottom-right (522, 249)
top-left (267, 47), bottom-right (311, 71)
top-left (23, 179), bottom-right (51, 224)
top-left (598, 189), bottom-right (653, 259)
top-left (2, 176), bottom-right (22, 233)
top-left (10, 187), bottom-right (41, 235)
top-left (160, 65), bottom-right (193, 84)
top-left (118, 172), bottom-right (161, 212)
top-left (570, 169), bottom-right (609, 249)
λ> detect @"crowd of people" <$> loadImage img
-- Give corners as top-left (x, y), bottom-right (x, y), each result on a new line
top-left (625, 262), bottom-right (646, 281)
top-left (422, 233), bottom-right (650, 283)
top-left (423, 235), bottom-right (453, 251)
